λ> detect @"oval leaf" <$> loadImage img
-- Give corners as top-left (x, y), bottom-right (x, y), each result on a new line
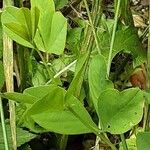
top-left (24, 85), bottom-right (99, 134)
top-left (98, 88), bottom-right (144, 134)
top-left (88, 54), bottom-right (113, 113)
top-left (137, 132), bottom-right (150, 150)
top-left (1, 7), bottom-right (34, 48)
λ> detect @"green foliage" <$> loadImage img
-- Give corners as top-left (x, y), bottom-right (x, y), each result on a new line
top-left (143, 92), bottom-right (150, 104)
top-left (98, 88), bottom-right (144, 134)
top-left (1, 0), bottom-right (149, 149)
top-left (1, 7), bottom-right (34, 48)
top-left (2, 85), bottom-right (99, 134)
top-left (67, 52), bottom-right (89, 98)
top-left (1, 0), bottom-right (67, 55)
top-left (54, 0), bottom-right (68, 10)
top-left (67, 28), bottom-right (83, 56)
top-left (137, 132), bottom-right (150, 150)
top-left (0, 123), bottom-right (36, 149)
top-left (34, 11), bottom-right (67, 54)
top-left (120, 135), bottom-right (136, 150)
top-left (2, 92), bottom-right (37, 104)
top-left (98, 23), bottom-right (146, 65)
top-left (88, 54), bottom-right (113, 113)
top-left (32, 63), bottom-right (50, 86)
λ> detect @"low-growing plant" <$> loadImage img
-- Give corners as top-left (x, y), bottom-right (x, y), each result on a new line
top-left (0, 0), bottom-right (150, 149)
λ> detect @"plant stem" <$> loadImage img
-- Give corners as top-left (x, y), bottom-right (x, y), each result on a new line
top-left (83, 1), bottom-right (116, 149)
top-left (100, 1), bottom-right (121, 149)
top-left (94, 122), bottom-right (101, 150)
top-left (143, 99), bottom-right (149, 131)
top-left (144, 0), bottom-right (150, 131)
top-left (120, 134), bottom-right (128, 150)
top-left (0, 97), bottom-right (9, 150)
top-left (83, 0), bottom-right (101, 54)
top-left (3, 30), bottom-right (17, 150)
top-left (107, 0), bottom-right (121, 76)
top-left (46, 60), bottom-right (77, 85)
top-left (98, 133), bottom-right (117, 150)
top-left (36, 50), bottom-right (53, 78)
top-left (60, 135), bottom-right (68, 150)
top-left (3, 0), bottom-right (17, 149)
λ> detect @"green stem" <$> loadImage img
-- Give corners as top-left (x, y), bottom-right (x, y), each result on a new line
top-left (68, 98), bottom-right (116, 150)
top-left (0, 97), bottom-right (9, 150)
top-left (60, 135), bottom-right (68, 150)
top-left (98, 133), bottom-right (117, 150)
top-left (143, 100), bottom-right (149, 131)
top-left (83, 0), bottom-right (101, 54)
top-left (144, 0), bottom-right (150, 132)
top-left (36, 50), bottom-right (52, 78)
top-left (101, 1), bottom-right (121, 149)
top-left (46, 60), bottom-right (77, 85)
top-left (107, 0), bottom-right (121, 76)
top-left (120, 134), bottom-right (128, 150)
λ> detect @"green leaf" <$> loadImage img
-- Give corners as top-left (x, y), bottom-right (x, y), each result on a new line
top-left (98, 88), bottom-right (144, 134)
top-left (1, 92), bottom-right (37, 104)
top-left (0, 61), bottom-right (4, 90)
top-left (64, 94), bottom-right (100, 134)
top-left (67, 52), bottom-right (88, 98)
top-left (32, 63), bottom-right (50, 86)
top-left (30, 89), bottom-right (99, 134)
top-left (23, 85), bottom-right (58, 99)
top-left (144, 92), bottom-right (150, 104)
top-left (31, 0), bottom-right (55, 13)
top-left (1, 7), bottom-right (34, 48)
top-left (137, 132), bottom-right (150, 150)
top-left (88, 54), bottom-right (113, 113)
top-left (31, 6), bottom-right (40, 39)
top-left (31, 0), bottom-right (55, 42)
top-left (54, 0), bottom-right (68, 10)
top-left (113, 27), bottom-right (145, 59)
top-left (2, 1), bottom-right (67, 55)
top-left (19, 85), bottom-right (64, 133)
top-left (98, 25), bottom-right (146, 64)
top-left (21, 85), bottom-right (99, 134)
top-left (32, 0), bottom-right (67, 54)
top-left (2, 84), bottom-right (99, 134)
top-left (120, 135), bottom-right (136, 150)
top-left (35, 11), bottom-right (67, 54)
top-left (0, 123), bottom-right (36, 149)
top-left (47, 12), bottom-right (67, 54)
top-left (67, 28), bottom-right (82, 56)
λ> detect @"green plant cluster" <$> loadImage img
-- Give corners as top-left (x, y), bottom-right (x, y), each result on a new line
top-left (0, 0), bottom-right (150, 149)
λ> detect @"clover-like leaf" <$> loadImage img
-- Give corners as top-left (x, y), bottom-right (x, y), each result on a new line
top-left (98, 88), bottom-right (144, 134)
top-left (1, 7), bottom-right (34, 48)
